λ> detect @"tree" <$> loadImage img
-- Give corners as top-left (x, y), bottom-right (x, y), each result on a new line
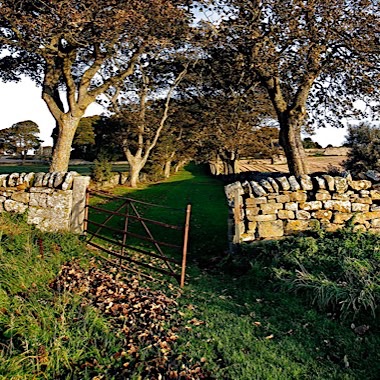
top-left (174, 40), bottom-right (277, 175)
top-left (303, 137), bottom-right (322, 149)
top-left (0, 0), bottom-right (194, 172)
top-left (343, 123), bottom-right (380, 176)
top-left (100, 57), bottom-right (190, 187)
top-left (210, 0), bottom-right (379, 175)
top-left (71, 116), bottom-right (97, 160)
top-left (0, 120), bottom-right (41, 162)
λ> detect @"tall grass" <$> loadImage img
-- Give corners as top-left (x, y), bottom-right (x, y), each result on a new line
top-left (240, 226), bottom-right (380, 320)
top-left (0, 213), bottom-right (120, 379)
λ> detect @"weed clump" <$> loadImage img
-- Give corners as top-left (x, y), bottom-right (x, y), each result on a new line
top-left (241, 227), bottom-right (380, 320)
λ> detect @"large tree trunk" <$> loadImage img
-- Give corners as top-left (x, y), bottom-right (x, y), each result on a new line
top-left (279, 115), bottom-right (308, 176)
top-left (50, 116), bottom-right (80, 172)
top-left (125, 151), bottom-right (147, 188)
top-left (164, 160), bottom-right (172, 178)
top-left (129, 161), bottom-right (145, 188)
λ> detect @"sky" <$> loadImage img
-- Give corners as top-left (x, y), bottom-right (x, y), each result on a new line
top-left (0, 76), bottom-right (350, 148)
top-left (0, 77), bottom-right (103, 146)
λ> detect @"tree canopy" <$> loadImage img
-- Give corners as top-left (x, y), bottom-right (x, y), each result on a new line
top-left (0, 0), bottom-right (194, 171)
top-left (207, 0), bottom-right (380, 175)
top-left (0, 120), bottom-right (41, 161)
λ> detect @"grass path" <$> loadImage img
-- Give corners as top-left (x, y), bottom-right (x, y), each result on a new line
top-left (108, 163), bottom-right (229, 261)
top-left (95, 164), bottom-right (379, 380)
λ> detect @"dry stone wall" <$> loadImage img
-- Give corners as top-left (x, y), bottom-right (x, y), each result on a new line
top-left (0, 171), bottom-right (90, 233)
top-left (225, 174), bottom-right (380, 246)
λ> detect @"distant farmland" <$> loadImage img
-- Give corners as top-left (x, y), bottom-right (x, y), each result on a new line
top-left (238, 155), bottom-right (346, 174)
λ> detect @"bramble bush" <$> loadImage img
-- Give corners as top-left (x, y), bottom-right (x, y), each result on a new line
top-left (241, 226), bottom-right (380, 320)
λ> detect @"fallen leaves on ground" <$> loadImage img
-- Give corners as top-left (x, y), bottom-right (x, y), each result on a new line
top-left (49, 259), bottom-right (211, 379)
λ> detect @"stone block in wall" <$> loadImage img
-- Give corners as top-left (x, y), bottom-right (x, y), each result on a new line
top-left (324, 223), bottom-right (343, 232)
top-left (312, 210), bottom-right (333, 220)
top-left (285, 220), bottom-right (313, 234)
top-left (299, 175), bottom-right (313, 190)
top-left (314, 176), bottom-right (326, 190)
top-left (352, 203), bottom-right (370, 212)
top-left (296, 210), bottom-right (311, 220)
top-left (276, 194), bottom-right (290, 203)
top-left (27, 206), bottom-right (70, 232)
top-left (332, 192), bottom-right (352, 200)
top-left (322, 175), bottom-right (335, 191)
top-left (241, 233), bottom-right (255, 242)
top-left (246, 207), bottom-right (260, 221)
top-left (251, 214), bottom-right (277, 222)
top-left (288, 176), bottom-right (301, 191)
top-left (333, 213), bottom-right (353, 224)
top-left (289, 191), bottom-right (307, 202)
top-left (315, 191), bottom-right (331, 201)
top-left (371, 219), bottom-right (380, 228)
top-left (268, 177), bottom-right (280, 193)
top-left (24, 172), bottom-right (35, 186)
top-left (42, 173), bottom-right (50, 187)
top-left (369, 228), bottom-right (380, 234)
top-left (299, 201), bottom-right (322, 211)
top-left (323, 200), bottom-right (351, 212)
top-left (34, 172), bottom-right (46, 187)
top-left (29, 192), bottom-right (48, 208)
top-left (334, 177), bottom-right (348, 193)
top-left (370, 190), bottom-right (380, 200)
top-left (259, 179), bottom-right (275, 193)
top-left (353, 224), bottom-right (368, 232)
top-left (278, 210), bottom-right (295, 219)
top-left (260, 203), bottom-right (283, 214)
top-left (285, 202), bottom-right (298, 211)
top-left (257, 220), bottom-right (284, 238)
top-left (246, 197), bottom-right (267, 205)
top-left (62, 172), bottom-right (77, 190)
top-left (365, 170), bottom-right (380, 181)
top-left (247, 221), bottom-right (257, 233)
top-left (52, 172), bottom-right (66, 188)
top-left (0, 174), bottom-right (8, 187)
top-left (277, 176), bottom-right (290, 191)
top-left (349, 180), bottom-right (372, 191)
top-left (3, 199), bottom-right (28, 213)
top-left (241, 181), bottom-right (252, 195)
top-left (353, 211), bottom-right (380, 224)
top-left (8, 173), bottom-right (19, 187)
top-left (11, 192), bottom-right (30, 204)
top-left (370, 204), bottom-right (380, 211)
top-left (354, 197), bottom-right (372, 205)
top-left (30, 187), bottom-right (55, 194)
top-left (46, 190), bottom-right (73, 210)
top-left (250, 181), bottom-right (267, 197)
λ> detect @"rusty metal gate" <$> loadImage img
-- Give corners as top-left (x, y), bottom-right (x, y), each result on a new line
top-left (84, 189), bottom-right (191, 287)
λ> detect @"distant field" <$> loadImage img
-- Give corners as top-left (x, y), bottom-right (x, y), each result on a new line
top-left (239, 155), bottom-right (346, 174)
top-left (0, 162), bottom-right (129, 175)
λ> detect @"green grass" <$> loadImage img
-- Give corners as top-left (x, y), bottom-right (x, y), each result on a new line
top-left (87, 163), bottom-right (229, 273)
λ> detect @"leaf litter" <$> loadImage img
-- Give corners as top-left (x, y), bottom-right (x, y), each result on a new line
top-left (49, 259), bottom-right (211, 379)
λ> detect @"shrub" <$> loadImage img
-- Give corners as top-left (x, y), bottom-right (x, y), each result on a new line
top-left (242, 227), bottom-right (380, 320)
top-left (343, 122), bottom-right (380, 176)
top-left (91, 153), bottom-right (113, 183)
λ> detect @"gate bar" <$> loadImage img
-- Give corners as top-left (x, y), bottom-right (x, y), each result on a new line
top-left (180, 204), bottom-right (192, 288)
